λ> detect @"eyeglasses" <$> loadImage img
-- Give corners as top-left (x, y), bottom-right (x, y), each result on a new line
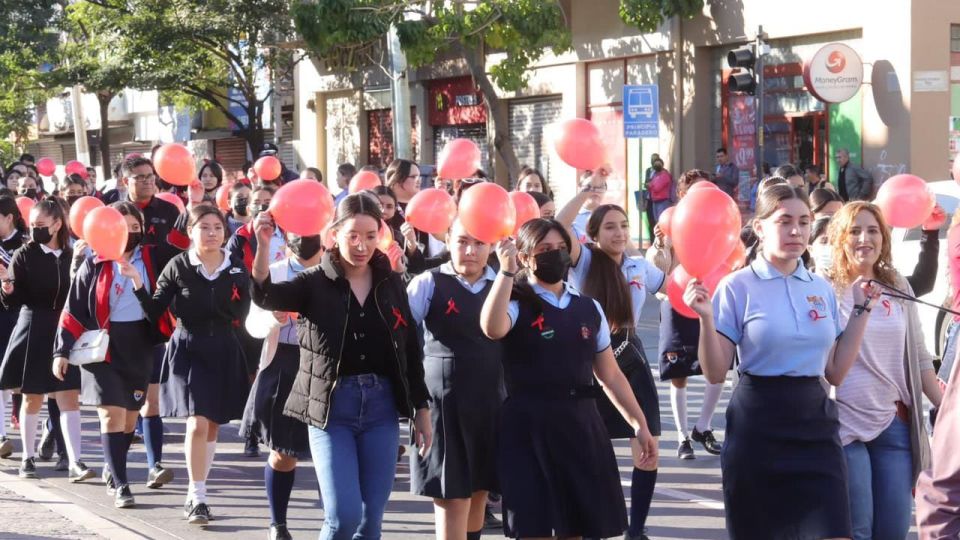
top-left (129, 173), bottom-right (157, 184)
top-left (340, 232), bottom-right (376, 247)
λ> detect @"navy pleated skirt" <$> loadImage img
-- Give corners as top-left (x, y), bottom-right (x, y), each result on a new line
top-left (240, 343), bottom-right (309, 456)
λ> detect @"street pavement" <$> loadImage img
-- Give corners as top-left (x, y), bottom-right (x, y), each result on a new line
top-left (0, 300), bottom-right (919, 539)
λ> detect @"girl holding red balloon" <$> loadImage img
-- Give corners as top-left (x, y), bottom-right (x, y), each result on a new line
top-left (0, 199), bottom-right (95, 483)
top-left (820, 202), bottom-right (941, 539)
top-left (683, 184), bottom-right (881, 539)
top-left (120, 205), bottom-right (252, 526)
top-left (479, 218), bottom-right (656, 539)
top-left (250, 193), bottom-right (431, 540)
top-left (557, 176), bottom-right (665, 540)
top-left (52, 202), bottom-right (178, 509)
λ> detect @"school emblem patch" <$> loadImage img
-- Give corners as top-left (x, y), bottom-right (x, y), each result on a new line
top-left (580, 325), bottom-right (592, 340)
top-left (133, 390), bottom-right (144, 401)
top-left (806, 295), bottom-right (827, 313)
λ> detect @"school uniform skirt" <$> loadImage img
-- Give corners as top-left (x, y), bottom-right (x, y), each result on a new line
top-left (722, 374), bottom-right (852, 539)
top-left (80, 321), bottom-right (154, 410)
top-left (159, 325), bottom-right (249, 425)
top-left (149, 343), bottom-right (167, 384)
top-left (239, 343), bottom-right (308, 457)
top-left (500, 392), bottom-right (627, 538)
top-left (411, 353), bottom-right (505, 499)
top-left (0, 307), bottom-right (79, 394)
top-left (596, 332), bottom-right (662, 438)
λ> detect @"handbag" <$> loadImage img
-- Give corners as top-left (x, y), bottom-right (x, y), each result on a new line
top-left (68, 329), bottom-right (109, 366)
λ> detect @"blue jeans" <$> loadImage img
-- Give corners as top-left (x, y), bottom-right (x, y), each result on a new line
top-left (308, 374), bottom-right (400, 540)
top-left (843, 416), bottom-right (913, 540)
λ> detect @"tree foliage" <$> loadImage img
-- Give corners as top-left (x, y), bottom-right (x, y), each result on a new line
top-left (618, 0), bottom-right (704, 33)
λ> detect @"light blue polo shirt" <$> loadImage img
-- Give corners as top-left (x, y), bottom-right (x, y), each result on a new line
top-left (277, 258), bottom-right (307, 345)
top-left (713, 255), bottom-right (841, 377)
top-left (507, 282), bottom-right (611, 353)
top-left (406, 262), bottom-right (497, 325)
top-left (110, 247), bottom-right (149, 322)
top-left (569, 247), bottom-right (665, 329)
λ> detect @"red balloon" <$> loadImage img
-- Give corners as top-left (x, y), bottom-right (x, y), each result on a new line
top-left (552, 118), bottom-right (606, 170)
top-left (687, 180), bottom-right (719, 193)
top-left (68, 196), bottom-right (104, 240)
top-left (874, 174), bottom-right (934, 229)
top-left (509, 192), bottom-right (541, 235)
top-left (155, 191), bottom-right (186, 213)
top-left (437, 139), bottom-right (481, 179)
top-left (269, 179), bottom-right (334, 236)
top-left (153, 144), bottom-right (196, 186)
top-left (215, 185), bottom-right (231, 212)
top-left (405, 188), bottom-right (457, 234)
top-left (254, 156), bottom-right (282, 182)
top-left (954, 157), bottom-right (960, 186)
top-left (672, 187), bottom-right (741, 277)
top-left (349, 171), bottom-right (382, 193)
top-left (36, 158), bottom-right (55, 176)
top-left (376, 220), bottom-right (394, 252)
top-left (458, 183), bottom-right (516, 244)
top-left (666, 264), bottom-right (730, 319)
top-left (83, 206), bottom-right (129, 261)
top-left (657, 206), bottom-right (675, 238)
top-left (15, 197), bottom-right (34, 219)
top-left (64, 160), bottom-right (88, 179)
top-left (724, 241), bottom-right (747, 271)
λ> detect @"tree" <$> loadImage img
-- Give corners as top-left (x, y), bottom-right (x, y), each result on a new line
top-left (619, 0), bottom-right (704, 33)
top-left (78, 0), bottom-right (301, 156)
top-left (292, 0), bottom-right (572, 182)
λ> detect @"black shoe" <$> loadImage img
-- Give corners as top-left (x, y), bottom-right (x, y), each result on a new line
top-left (624, 530), bottom-right (651, 540)
top-left (54, 455), bottom-right (69, 471)
top-left (269, 523), bottom-right (293, 540)
top-left (184, 499), bottom-right (215, 521)
top-left (68, 461), bottom-right (95, 483)
top-left (38, 426), bottom-right (55, 460)
top-left (114, 484), bottom-right (135, 508)
top-left (187, 502), bottom-right (211, 526)
top-left (483, 504), bottom-right (502, 530)
top-left (18, 457), bottom-right (37, 478)
top-left (691, 427), bottom-right (722, 455)
top-left (678, 438), bottom-right (696, 460)
top-left (146, 463), bottom-right (174, 489)
top-left (103, 468), bottom-right (116, 495)
top-left (0, 435), bottom-right (13, 459)
top-left (244, 437), bottom-right (260, 458)
top-left (131, 432), bottom-right (143, 444)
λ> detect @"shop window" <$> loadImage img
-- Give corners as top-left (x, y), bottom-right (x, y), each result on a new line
top-left (952, 25), bottom-right (960, 52)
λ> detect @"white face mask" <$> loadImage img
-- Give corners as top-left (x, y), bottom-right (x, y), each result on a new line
top-left (810, 243), bottom-right (833, 271)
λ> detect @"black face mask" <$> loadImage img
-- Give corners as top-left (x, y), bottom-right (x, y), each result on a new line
top-left (66, 195), bottom-right (82, 207)
top-left (30, 225), bottom-right (52, 245)
top-left (251, 202), bottom-right (269, 217)
top-left (288, 234), bottom-right (323, 261)
top-left (125, 232), bottom-right (143, 253)
top-left (532, 249), bottom-right (571, 284)
top-left (22, 188), bottom-right (37, 200)
top-left (233, 198), bottom-right (249, 217)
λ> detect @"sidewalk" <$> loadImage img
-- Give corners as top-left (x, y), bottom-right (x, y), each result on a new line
top-left (0, 483), bottom-right (102, 539)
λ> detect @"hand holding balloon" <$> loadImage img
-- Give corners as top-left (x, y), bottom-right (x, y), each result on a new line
top-left (254, 211), bottom-right (276, 244)
top-left (117, 260), bottom-right (144, 290)
top-left (922, 204), bottom-right (946, 231)
top-left (683, 278), bottom-right (713, 319)
top-left (496, 238), bottom-right (519, 274)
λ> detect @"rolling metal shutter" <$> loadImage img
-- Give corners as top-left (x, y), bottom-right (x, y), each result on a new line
top-left (212, 138), bottom-right (249, 176)
top-left (508, 97), bottom-right (563, 190)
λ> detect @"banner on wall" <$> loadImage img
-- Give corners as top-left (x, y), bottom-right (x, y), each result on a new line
top-left (729, 94), bottom-right (756, 172)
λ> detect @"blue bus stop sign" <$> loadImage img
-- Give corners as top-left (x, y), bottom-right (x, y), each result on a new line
top-left (624, 85), bottom-right (659, 138)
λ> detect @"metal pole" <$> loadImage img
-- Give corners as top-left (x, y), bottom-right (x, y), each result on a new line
top-left (754, 26), bottom-right (764, 182)
top-left (387, 24), bottom-right (412, 160)
top-left (70, 85), bottom-right (90, 165)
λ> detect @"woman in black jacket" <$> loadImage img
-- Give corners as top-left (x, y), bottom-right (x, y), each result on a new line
top-left (250, 193), bottom-right (431, 540)
top-left (0, 198), bottom-right (93, 482)
top-left (119, 205), bottom-right (251, 526)
top-left (0, 196), bottom-right (26, 458)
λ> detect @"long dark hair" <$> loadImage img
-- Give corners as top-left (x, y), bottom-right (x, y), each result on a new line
top-left (748, 184), bottom-right (811, 265)
top-left (0, 196), bottom-right (26, 235)
top-left (385, 159), bottom-right (416, 191)
top-left (111, 201), bottom-right (145, 232)
top-left (510, 218), bottom-right (572, 313)
top-left (198, 160), bottom-right (224, 190)
top-left (582, 205), bottom-right (633, 332)
top-left (332, 192), bottom-right (384, 230)
top-left (31, 198), bottom-right (71, 248)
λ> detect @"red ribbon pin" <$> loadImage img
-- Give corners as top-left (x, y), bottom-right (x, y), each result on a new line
top-left (231, 284), bottom-right (241, 301)
top-left (882, 299), bottom-right (892, 317)
top-left (531, 314), bottom-right (545, 331)
top-left (392, 307), bottom-right (408, 329)
top-left (445, 298), bottom-right (459, 315)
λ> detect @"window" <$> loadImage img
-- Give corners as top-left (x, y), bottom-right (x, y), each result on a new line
top-left (952, 25), bottom-right (960, 52)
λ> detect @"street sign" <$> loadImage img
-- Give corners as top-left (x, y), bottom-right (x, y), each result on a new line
top-left (623, 85), bottom-right (659, 138)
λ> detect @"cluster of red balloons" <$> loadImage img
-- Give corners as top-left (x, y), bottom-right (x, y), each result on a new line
top-left (660, 182), bottom-right (743, 318)
top-left (874, 174), bottom-right (934, 229)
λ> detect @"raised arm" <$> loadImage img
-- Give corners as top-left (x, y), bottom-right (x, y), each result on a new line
top-left (480, 239), bottom-right (518, 340)
top-left (824, 278), bottom-right (881, 386)
top-left (556, 168), bottom-right (608, 266)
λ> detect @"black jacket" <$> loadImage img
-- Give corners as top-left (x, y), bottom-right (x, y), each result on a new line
top-left (251, 249), bottom-right (428, 429)
top-left (1, 242), bottom-right (72, 311)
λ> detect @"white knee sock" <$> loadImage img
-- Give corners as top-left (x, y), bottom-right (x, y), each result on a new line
top-left (21, 412), bottom-right (38, 459)
top-left (695, 382), bottom-right (724, 433)
top-left (188, 480), bottom-right (207, 504)
top-left (204, 441), bottom-right (217, 479)
top-left (59, 410), bottom-right (82, 464)
top-left (0, 391), bottom-right (6, 437)
top-left (670, 385), bottom-right (689, 442)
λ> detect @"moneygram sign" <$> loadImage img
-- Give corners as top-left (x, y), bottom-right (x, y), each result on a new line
top-left (803, 43), bottom-right (863, 103)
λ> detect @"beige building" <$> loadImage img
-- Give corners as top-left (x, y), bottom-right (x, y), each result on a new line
top-left (293, 0), bottom-right (960, 240)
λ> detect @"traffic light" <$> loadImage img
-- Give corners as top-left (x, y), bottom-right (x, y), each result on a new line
top-left (727, 46), bottom-right (758, 94)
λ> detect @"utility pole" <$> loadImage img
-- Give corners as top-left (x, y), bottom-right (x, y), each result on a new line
top-left (754, 26), bottom-right (768, 182)
top-left (387, 24), bottom-right (412, 160)
top-left (70, 85), bottom-right (90, 165)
